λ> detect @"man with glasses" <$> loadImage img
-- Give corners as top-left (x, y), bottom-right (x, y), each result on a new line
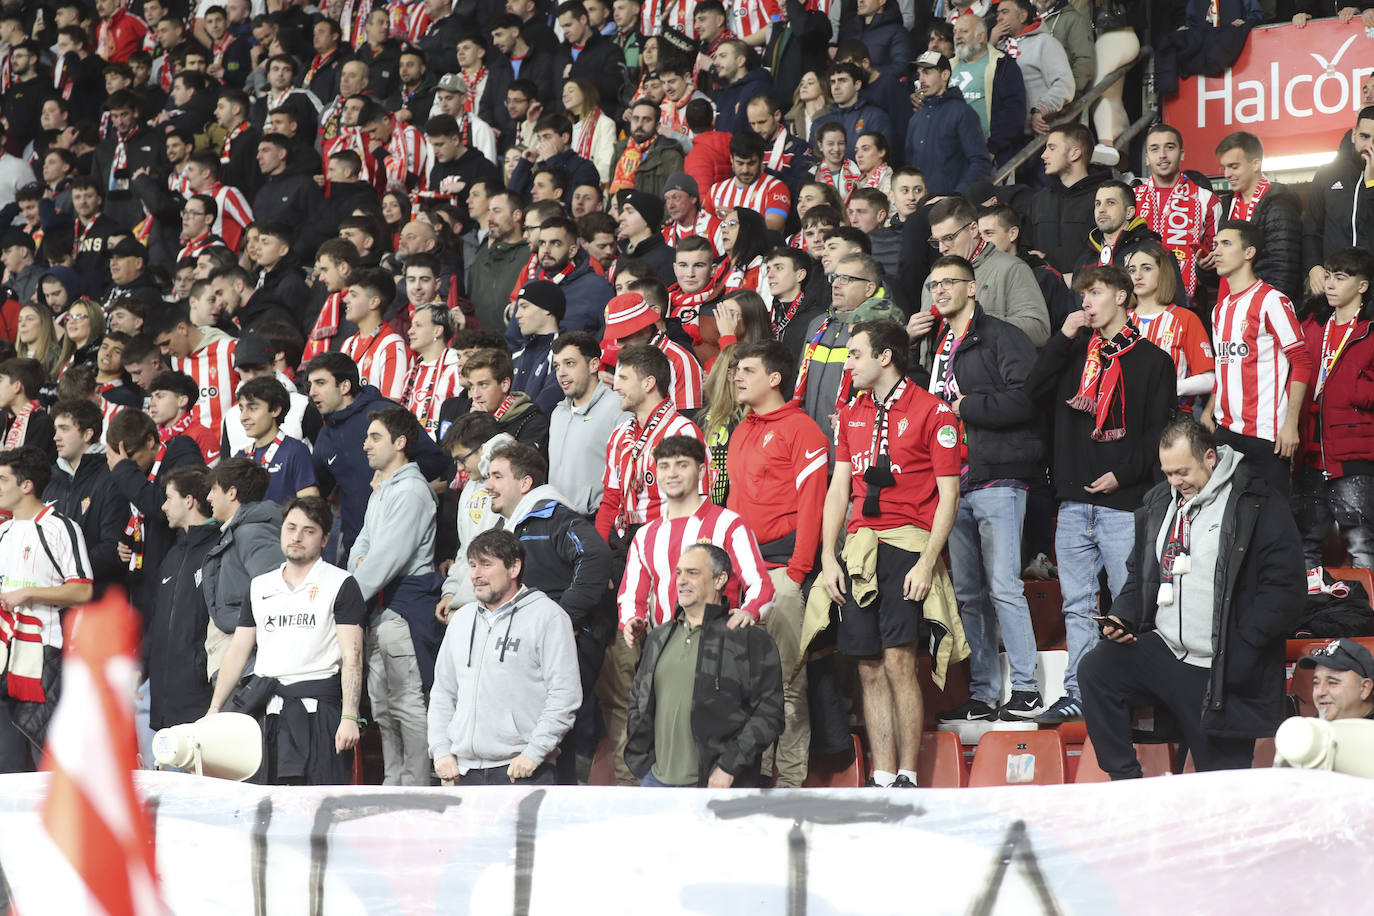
top-left (922, 256), bottom-right (1046, 723)
top-left (907, 196), bottom-right (1049, 365)
top-left (795, 253), bottom-right (905, 445)
top-left (176, 195), bottom-right (225, 262)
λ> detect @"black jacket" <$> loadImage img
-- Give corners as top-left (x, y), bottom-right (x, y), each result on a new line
top-left (1303, 148), bottom-right (1374, 268)
top-left (1112, 462), bottom-right (1304, 739)
top-left (1027, 169), bottom-right (1111, 274)
top-left (485, 48), bottom-right (557, 138)
top-left (108, 434), bottom-right (205, 618)
top-left (554, 33), bottom-right (626, 117)
top-left (774, 285), bottom-right (830, 365)
top-left (1028, 327), bottom-right (1177, 511)
top-left (1219, 182), bottom-right (1301, 304)
top-left (1021, 250), bottom-right (1078, 330)
top-left (317, 180), bottom-right (383, 241)
top-left (626, 602), bottom-right (784, 787)
top-left (145, 522), bottom-right (220, 729)
top-left (943, 305), bottom-right (1045, 483)
top-left (220, 123), bottom-right (262, 199)
top-left (509, 493), bottom-right (614, 644)
top-left (43, 451), bottom-right (126, 589)
top-left (252, 172), bottom-right (323, 257)
top-left (252, 258), bottom-right (313, 331)
top-left (234, 289), bottom-right (298, 335)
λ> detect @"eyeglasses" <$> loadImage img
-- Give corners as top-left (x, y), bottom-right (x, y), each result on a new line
top-left (830, 273), bottom-right (873, 287)
top-left (930, 221), bottom-right (976, 247)
top-left (925, 277), bottom-right (971, 293)
top-left (183, 209), bottom-right (207, 217)
top-left (721, 219), bottom-right (739, 229)
top-left (453, 447), bottom-right (478, 465)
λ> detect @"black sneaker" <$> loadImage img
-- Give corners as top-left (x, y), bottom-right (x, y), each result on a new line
top-left (1034, 696), bottom-right (1084, 725)
top-left (936, 698), bottom-right (996, 722)
top-left (864, 776), bottom-right (878, 787)
top-left (890, 774), bottom-right (917, 788)
top-left (997, 690), bottom-right (1045, 721)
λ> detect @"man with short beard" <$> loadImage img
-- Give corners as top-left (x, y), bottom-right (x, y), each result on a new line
top-left (610, 100), bottom-right (685, 198)
top-left (949, 12), bottom-right (1027, 166)
top-left (548, 331), bottom-right (631, 517)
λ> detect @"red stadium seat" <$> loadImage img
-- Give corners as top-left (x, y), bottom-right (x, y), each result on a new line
top-left (1024, 579), bottom-right (1066, 650)
top-left (803, 733), bottom-right (867, 788)
top-left (1075, 736), bottom-right (1176, 782)
top-left (916, 730), bottom-right (965, 787)
top-left (967, 730), bottom-right (1067, 786)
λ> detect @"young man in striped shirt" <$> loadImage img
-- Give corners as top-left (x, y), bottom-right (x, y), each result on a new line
top-left (708, 130), bottom-right (791, 232)
top-left (0, 446), bottom-right (93, 772)
top-left (1204, 219), bottom-right (1313, 497)
top-left (726, 341), bottom-right (828, 787)
top-left (148, 304), bottom-right (239, 436)
top-left (403, 303), bottom-right (462, 440)
top-left (340, 268), bottom-right (411, 402)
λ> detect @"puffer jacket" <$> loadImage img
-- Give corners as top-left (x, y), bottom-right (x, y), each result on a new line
top-left (625, 602), bottom-right (784, 786)
top-left (904, 86), bottom-right (991, 196)
top-left (1026, 169), bottom-right (1111, 274)
top-left (201, 500), bottom-right (285, 639)
top-left (145, 522), bottom-right (221, 729)
top-left (1222, 182), bottom-right (1302, 304)
top-left (502, 248), bottom-right (612, 350)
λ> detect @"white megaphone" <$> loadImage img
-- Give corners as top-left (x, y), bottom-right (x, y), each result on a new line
top-left (1272, 715), bottom-right (1374, 777)
top-left (152, 713), bottom-right (263, 780)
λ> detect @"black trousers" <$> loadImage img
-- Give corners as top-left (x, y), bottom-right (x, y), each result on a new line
top-left (1215, 427), bottom-right (1291, 497)
top-left (0, 646), bottom-right (62, 774)
top-left (1080, 633), bottom-right (1255, 779)
top-left (461, 762), bottom-right (557, 785)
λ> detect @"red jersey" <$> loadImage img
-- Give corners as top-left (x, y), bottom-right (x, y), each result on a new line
top-left (726, 402), bottom-right (829, 583)
top-left (341, 326), bottom-right (411, 401)
top-left (172, 337), bottom-right (238, 435)
top-left (1211, 280), bottom-right (1312, 442)
top-left (835, 380), bottom-right (961, 533)
top-left (594, 401), bottom-right (706, 540)
top-left (618, 500), bottom-right (775, 627)
top-left (1130, 305), bottom-right (1214, 410)
top-left (657, 333), bottom-right (703, 410)
top-left (206, 183), bottom-right (253, 251)
top-left (96, 9), bottom-right (148, 63)
top-left (159, 415), bottom-right (222, 465)
top-left (403, 349), bottom-right (463, 438)
top-left (661, 210), bottom-right (724, 256)
top-left (707, 174), bottom-right (791, 221)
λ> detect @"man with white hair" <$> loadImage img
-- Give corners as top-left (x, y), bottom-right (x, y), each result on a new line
top-left (949, 11), bottom-right (1027, 166)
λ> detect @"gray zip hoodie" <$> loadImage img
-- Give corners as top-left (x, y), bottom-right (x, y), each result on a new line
top-left (427, 586), bottom-right (581, 773)
top-left (549, 384), bottom-right (632, 516)
top-left (349, 461), bottom-right (436, 606)
top-left (1154, 445), bottom-right (1241, 668)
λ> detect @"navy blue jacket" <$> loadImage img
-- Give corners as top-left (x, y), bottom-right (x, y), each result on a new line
top-left (508, 148), bottom-right (601, 207)
top-left (810, 100), bottom-right (892, 159)
top-left (714, 68), bottom-right (774, 134)
top-left (312, 386), bottom-right (451, 554)
top-left (503, 249), bottom-right (612, 350)
top-left (512, 333), bottom-right (562, 415)
top-left (838, 4), bottom-right (911, 79)
top-left (904, 86), bottom-right (992, 195)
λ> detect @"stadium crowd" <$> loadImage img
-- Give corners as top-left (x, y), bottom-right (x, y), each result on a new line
top-left (0, 0), bottom-right (1370, 787)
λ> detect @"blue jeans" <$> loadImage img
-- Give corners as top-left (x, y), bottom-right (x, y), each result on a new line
top-left (641, 770), bottom-right (693, 787)
top-left (948, 486), bottom-right (1037, 702)
top-left (1055, 501), bottom-right (1135, 697)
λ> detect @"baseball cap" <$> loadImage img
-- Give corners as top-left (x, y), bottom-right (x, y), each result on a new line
top-left (233, 335), bottom-right (278, 369)
top-left (914, 51), bottom-right (951, 72)
top-left (436, 73), bottom-right (469, 94)
top-left (0, 230), bottom-right (34, 254)
top-left (110, 238), bottom-right (148, 260)
top-left (1297, 638), bottom-right (1374, 679)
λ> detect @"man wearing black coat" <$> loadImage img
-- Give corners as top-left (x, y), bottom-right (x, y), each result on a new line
top-left (91, 91), bottom-right (166, 232)
top-left (252, 135), bottom-right (323, 259)
top-left (44, 400), bottom-right (126, 592)
top-left (552, 1), bottom-right (625, 116)
top-left (1303, 107), bottom-right (1374, 296)
top-left (488, 16), bottom-right (557, 123)
top-left (1216, 132), bottom-right (1301, 304)
top-left (1082, 417), bottom-right (1304, 778)
top-left (1026, 124), bottom-right (1109, 275)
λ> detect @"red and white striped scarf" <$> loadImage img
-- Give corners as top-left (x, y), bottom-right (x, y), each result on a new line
top-left (0, 608), bottom-right (46, 701)
top-left (573, 108), bottom-right (601, 161)
top-left (1227, 176), bottom-right (1271, 222)
top-left (1135, 175), bottom-right (1207, 295)
top-left (3, 400), bottom-right (40, 449)
top-left (302, 291), bottom-right (345, 368)
top-left (816, 159), bottom-right (860, 201)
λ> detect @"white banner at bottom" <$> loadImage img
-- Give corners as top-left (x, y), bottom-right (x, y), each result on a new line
top-left (0, 768), bottom-right (1367, 914)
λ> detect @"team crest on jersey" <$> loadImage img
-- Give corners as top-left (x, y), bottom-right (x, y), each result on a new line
top-left (81, 497), bottom-right (90, 514)
top-left (309, 586), bottom-right (319, 602)
top-left (896, 418), bottom-right (908, 438)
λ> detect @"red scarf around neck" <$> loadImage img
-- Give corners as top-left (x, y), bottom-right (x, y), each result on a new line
top-left (1066, 321), bottom-right (1140, 442)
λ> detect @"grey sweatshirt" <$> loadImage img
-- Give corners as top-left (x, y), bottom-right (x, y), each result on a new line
top-left (427, 586), bottom-right (582, 773)
top-left (441, 434), bottom-right (514, 607)
top-left (1153, 446), bottom-right (1241, 668)
top-left (549, 384), bottom-right (630, 516)
top-left (921, 244), bottom-right (1050, 348)
top-left (349, 461), bottom-right (436, 605)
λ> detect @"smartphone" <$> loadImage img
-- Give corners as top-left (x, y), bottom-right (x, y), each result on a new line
top-left (1093, 615), bottom-right (1135, 636)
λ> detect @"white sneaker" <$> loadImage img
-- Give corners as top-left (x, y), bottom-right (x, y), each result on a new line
top-left (1091, 143), bottom-right (1121, 167)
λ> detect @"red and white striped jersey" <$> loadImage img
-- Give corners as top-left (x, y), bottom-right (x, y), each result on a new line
top-left (1211, 280), bottom-right (1308, 441)
top-left (389, 0), bottom-right (431, 43)
top-left (1130, 305), bottom-right (1214, 408)
top-left (594, 403), bottom-right (706, 540)
top-left (617, 499), bottom-right (775, 627)
top-left (659, 335), bottom-right (703, 410)
top-left (379, 119), bottom-right (434, 193)
top-left (730, 0), bottom-right (780, 39)
top-left (207, 182), bottom-right (253, 251)
top-left (342, 326), bottom-right (411, 401)
top-left (172, 337), bottom-right (238, 434)
top-left (708, 174), bottom-right (791, 220)
top-left (0, 504), bottom-right (92, 647)
top-left (403, 349), bottom-right (463, 438)
top-left (641, 0), bottom-right (696, 36)
top-left (661, 210), bottom-right (724, 256)
top-left (176, 232), bottom-right (223, 263)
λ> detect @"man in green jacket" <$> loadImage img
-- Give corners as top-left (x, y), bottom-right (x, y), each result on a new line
top-left (609, 100), bottom-right (686, 199)
top-left (466, 189), bottom-right (530, 332)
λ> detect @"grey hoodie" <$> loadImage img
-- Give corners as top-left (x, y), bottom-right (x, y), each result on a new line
top-left (440, 434), bottom-right (514, 607)
top-left (349, 461), bottom-right (436, 606)
top-left (1153, 445), bottom-right (1242, 668)
top-left (549, 384), bottom-right (631, 516)
top-left (920, 244), bottom-right (1050, 350)
top-left (427, 586), bottom-right (582, 773)
top-left (508, 482), bottom-right (573, 529)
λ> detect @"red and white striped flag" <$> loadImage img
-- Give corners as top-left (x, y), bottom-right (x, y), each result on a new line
top-left (20, 590), bottom-right (163, 915)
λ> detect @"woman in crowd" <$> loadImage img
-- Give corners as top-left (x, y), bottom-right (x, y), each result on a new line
top-left (720, 208), bottom-right (770, 297)
top-left (381, 191), bottom-right (411, 249)
top-left (698, 289), bottom-right (773, 504)
top-left (1126, 240), bottom-right (1214, 411)
top-left (56, 298), bottom-right (105, 377)
top-left (812, 122), bottom-right (859, 202)
top-left (563, 78), bottom-right (617, 183)
top-left (15, 302), bottom-right (64, 379)
top-left (786, 69), bottom-right (831, 143)
top-left (854, 132), bottom-right (893, 199)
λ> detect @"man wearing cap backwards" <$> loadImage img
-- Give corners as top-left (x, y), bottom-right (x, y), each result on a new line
top-left (616, 190), bottom-right (674, 285)
top-left (512, 281), bottom-right (567, 415)
top-left (904, 51), bottom-right (991, 197)
top-left (660, 172), bottom-right (724, 256)
top-left (1299, 639), bottom-right (1374, 722)
top-left (432, 72), bottom-right (499, 166)
top-left (1081, 416), bottom-right (1304, 779)
top-left (0, 231), bottom-right (42, 308)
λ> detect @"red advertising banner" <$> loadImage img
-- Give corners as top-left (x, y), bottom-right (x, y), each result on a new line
top-left (1164, 18), bottom-right (1374, 175)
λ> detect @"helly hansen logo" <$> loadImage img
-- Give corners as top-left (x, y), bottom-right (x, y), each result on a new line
top-left (495, 636), bottom-right (521, 656)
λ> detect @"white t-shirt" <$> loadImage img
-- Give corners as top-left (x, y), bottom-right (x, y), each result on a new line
top-left (244, 558), bottom-right (365, 686)
top-left (0, 505), bottom-right (93, 647)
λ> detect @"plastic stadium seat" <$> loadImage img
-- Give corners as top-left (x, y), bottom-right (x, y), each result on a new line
top-left (1287, 635), bottom-right (1374, 663)
top-left (917, 730), bottom-right (965, 787)
top-left (1074, 736), bottom-right (1175, 782)
top-left (967, 730), bottom-right (1067, 786)
top-left (588, 736), bottom-right (617, 786)
top-left (803, 733), bottom-right (867, 788)
top-left (1024, 579), bottom-right (1066, 649)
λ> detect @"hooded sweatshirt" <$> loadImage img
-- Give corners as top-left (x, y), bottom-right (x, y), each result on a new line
top-left (349, 461), bottom-right (437, 605)
top-left (441, 433), bottom-right (514, 607)
top-left (1153, 445), bottom-right (1242, 668)
top-left (427, 586), bottom-right (582, 774)
top-left (549, 384), bottom-right (632, 516)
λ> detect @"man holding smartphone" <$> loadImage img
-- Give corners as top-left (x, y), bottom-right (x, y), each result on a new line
top-left (1079, 417), bottom-right (1304, 779)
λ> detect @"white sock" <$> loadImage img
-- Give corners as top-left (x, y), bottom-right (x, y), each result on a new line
top-left (897, 769), bottom-right (919, 786)
top-left (872, 769), bottom-right (896, 787)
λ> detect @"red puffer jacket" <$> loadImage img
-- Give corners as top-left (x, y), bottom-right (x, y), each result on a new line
top-left (1300, 314), bottom-right (1374, 477)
